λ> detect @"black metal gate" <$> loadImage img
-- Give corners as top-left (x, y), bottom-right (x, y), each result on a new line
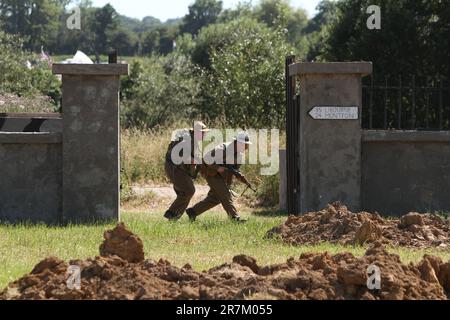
top-left (285, 56), bottom-right (300, 215)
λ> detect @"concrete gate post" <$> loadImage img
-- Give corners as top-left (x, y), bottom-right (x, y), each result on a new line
top-left (53, 64), bottom-right (129, 223)
top-left (289, 62), bottom-right (372, 213)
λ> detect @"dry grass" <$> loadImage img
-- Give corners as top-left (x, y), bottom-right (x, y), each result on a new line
top-left (121, 128), bottom-right (171, 185)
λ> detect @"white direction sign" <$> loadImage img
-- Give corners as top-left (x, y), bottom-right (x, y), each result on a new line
top-left (308, 106), bottom-right (359, 120)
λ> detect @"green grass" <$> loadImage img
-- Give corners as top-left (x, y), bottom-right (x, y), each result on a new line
top-left (1, 210), bottom-right (449, 290)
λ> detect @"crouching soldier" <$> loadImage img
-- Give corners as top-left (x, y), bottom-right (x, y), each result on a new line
top-left (164, 122), bottom-right (209, 221)
top-left (186, 132), bottom-right (252, 223)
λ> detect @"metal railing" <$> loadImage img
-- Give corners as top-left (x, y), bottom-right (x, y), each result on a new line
top-left (362, 75), bottom-right (450, 130)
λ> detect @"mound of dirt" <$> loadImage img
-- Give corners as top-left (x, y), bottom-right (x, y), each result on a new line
top-left (267, 203), bottom-right (450, 248)
top-left (99, 222), bottom-right (144, 263)
top-left (1, 224), bottom-right (449, 300)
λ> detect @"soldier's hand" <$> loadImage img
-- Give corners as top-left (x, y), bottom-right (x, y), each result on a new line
top-left (218, 167), bottom-right (226, 174)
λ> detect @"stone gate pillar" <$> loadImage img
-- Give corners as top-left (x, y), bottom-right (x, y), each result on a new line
top-left (53, 64), bottom-right (129, 223)
top-left (289, 62), bottom-right (372, 213)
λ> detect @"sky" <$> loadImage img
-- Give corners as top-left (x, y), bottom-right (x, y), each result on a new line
top-left (89, 0), bottom-right (321, 22)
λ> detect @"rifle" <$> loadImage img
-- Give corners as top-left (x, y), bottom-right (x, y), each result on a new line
top-left (217, 164), bottom-right (257, 195)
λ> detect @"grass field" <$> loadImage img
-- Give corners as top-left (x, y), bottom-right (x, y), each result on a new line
top-left (1, 210), bottom-right (449, 290)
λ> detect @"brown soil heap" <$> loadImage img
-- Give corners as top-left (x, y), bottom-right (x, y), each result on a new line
top-left (267, 203), bottom-right (450, 248)
top-left (1, 224), bottom-right (449, 300)
top-left (99, 222), bottom-right (145, 263)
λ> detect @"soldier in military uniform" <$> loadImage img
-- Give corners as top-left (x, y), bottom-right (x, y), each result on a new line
top-left (164, 122), bottom-right (209, 221)
top-left (186, 132), bottom-right (252, 223)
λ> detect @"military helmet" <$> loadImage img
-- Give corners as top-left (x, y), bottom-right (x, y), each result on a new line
top-left (234, 131), bottom-right (252, 145)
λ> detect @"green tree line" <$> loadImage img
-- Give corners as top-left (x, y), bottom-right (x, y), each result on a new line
top-left (1, 0), bottom-right (449, 129)
top-left (0, 0), bottom-right (320, 58)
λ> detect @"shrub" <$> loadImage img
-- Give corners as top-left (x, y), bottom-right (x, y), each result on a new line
top-left (0, 93), bottom-right (55, 113)
top-left (0, 31), bottom-right (34, 95)
top-left (200, 18), bottom-right (293, 128)
top-left (0, 31), bottom-right (61, 111)
top-left (121, 54), bottom-right (203, 129)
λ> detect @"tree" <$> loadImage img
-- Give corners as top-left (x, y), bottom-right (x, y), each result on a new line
top-left (304, 0), bottom-right (338, 34)
top-left (424, 0), bottom-right (450, 79)
top-left (88, 4), bottom-right (118, 61)
top-left (304, 0), bottom-right (339, 61)
top-left (0, 30), bottom-right (34, 94)
top-left (323, 0), bottom-right (449, 78)
top-left (219, 2), bottom-right (252, 23)
top-left (28, 0), bottom-right (62, 51)
top-left (142, 16), bottom-right (161, 28)
top-left (155, 25), bottom-right (180, 55)
top-left (141, 28), bottom-right (160, 55)
top-left (253, 0), bottom-right (308, 58)
top-left (121, 54), bottom-right (203, 128)
top-left (0, 0), bottom-right (63, 51)
top-left (189, 22), bottom-right (232, 69)
top-left (201, 18), bottom-right (294, 127)
top-left (0, 0), bottom-right (30, 35)
top-left (181, 0), bottom-right (223, 35)
top-left (110, 27), bottom-right (139, 56)
top-left (254, 0), bottom-right (291, 28)
top-left (0, 30), bottom-right (60, 107)
top-left (321, 0), bottom-right (450, 129)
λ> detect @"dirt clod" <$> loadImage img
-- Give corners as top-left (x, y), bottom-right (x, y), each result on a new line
top-left (232, 255), bottom-right (260, 274)
top-left (354, 220), bottom-right (383, 245)
top-left (99, 223), bottom-right (145, 263)
top-left (267, 203), bottom-right (450, 248)
top-left (400, 213), bottom-right (424, 228)
top-left (31, 257), bottom-right (67, 275)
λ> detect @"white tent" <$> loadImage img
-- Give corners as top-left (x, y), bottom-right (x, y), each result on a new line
top-left (61, 50), bottom-right (94, 64)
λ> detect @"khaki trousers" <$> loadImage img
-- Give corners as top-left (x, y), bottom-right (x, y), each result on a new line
top-left (165, 160), bottom-right (195, 217)
top-left (191, 174), bottom-right (239, 219)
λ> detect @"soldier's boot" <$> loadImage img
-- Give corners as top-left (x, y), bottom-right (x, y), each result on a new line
top-left (186, 208), bottom-right (197, 222)
top-left (231, 216), bottom-right (247, 224)
top-left (164, 210), bottom-right (179, 221)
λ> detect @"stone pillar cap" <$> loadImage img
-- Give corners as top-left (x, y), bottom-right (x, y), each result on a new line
top-left (52, 63), bottom-right (129, 76)
top-left (289, 62), bottom-right (372, 77)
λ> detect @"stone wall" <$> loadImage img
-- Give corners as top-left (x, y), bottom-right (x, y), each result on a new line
top-left (0, 63), bottom-right (128, 224)
top-left (0, 132), bottom-right (62, 223)
top-left (361, 130), bottom-right (450, 215)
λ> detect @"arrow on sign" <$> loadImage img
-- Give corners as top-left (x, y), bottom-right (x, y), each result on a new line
top-left (308, 106), bottom-right (359, 120)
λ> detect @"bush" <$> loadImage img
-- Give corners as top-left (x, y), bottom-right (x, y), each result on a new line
top-left (0, 31), bottom-right (61, 111)
top-left (0, 31), bottom-right (34, 95)
top-left (121, 18), bottom-right (293, 130)
top-left (121, 54), bottom-right (203, 129)
top-left (201, 18), bottom-right (293, 128)
top-left (29, 61), bottom-right (62, 109)
top-left (0, 93), bottom-right (55, 113)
